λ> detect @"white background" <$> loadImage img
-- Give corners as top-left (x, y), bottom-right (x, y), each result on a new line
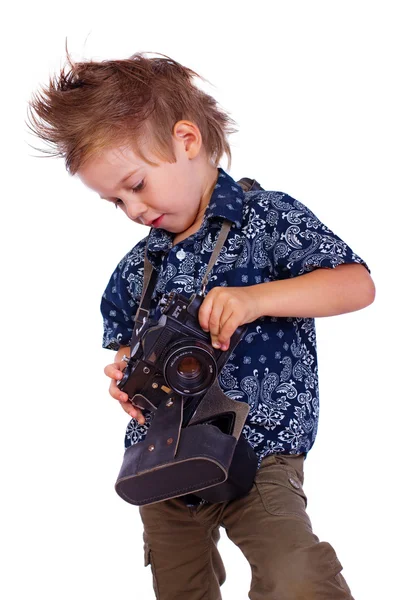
top-left (2, 1), bottom-right (399, 598)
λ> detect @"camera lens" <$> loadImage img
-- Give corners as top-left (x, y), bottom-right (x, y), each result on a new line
top-left (177, 356), bottom-right (202, 380)
top-left (164, 339), bottom-right (217, 396)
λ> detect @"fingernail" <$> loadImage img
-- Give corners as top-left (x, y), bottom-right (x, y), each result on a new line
top-left (212, 341), bottom-right (221, 349)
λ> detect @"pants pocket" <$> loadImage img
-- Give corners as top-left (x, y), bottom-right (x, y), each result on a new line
top-left (255, 460), bottom-right (308, 519)
top-left (143, 540), bottom-right (160, 598)
top-left (144, 541), bottom-right (151, 567)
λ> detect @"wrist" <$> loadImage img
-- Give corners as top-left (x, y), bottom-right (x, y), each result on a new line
top-left (247, 284), bottom-right (267, 321)
top-left (114, 345), bottom-right (130, 363)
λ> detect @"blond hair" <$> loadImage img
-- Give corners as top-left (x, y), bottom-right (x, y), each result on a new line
top-left (26, 42), bottom-right (238, 174)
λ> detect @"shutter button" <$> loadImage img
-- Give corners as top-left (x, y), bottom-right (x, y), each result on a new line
top-left (289, 477), bottom-right (300, 489)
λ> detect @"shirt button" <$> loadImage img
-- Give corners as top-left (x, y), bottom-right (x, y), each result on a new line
top-left (288, 477), bottom-right (300, 489)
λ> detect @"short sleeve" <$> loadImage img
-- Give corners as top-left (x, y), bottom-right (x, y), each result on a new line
top-left (100, 239), bottom-right (147, 350)
top-left (261, 192), bottom-right (371, 279)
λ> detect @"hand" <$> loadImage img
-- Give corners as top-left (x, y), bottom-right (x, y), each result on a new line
top-left (104, 359), bottom-right (146, 425)
top-left (197, 286), bottom-right (261, 350)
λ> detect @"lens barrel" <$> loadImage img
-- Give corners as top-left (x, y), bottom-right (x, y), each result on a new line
top-left (163, 339), bottom-right (217, 396)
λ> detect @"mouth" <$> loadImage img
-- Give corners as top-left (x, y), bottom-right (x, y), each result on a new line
top-left (149, 215), bottom-right (164, 228)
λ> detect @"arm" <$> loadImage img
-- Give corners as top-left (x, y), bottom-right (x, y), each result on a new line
top-left (100, 239), bottom-right (148, 423)
top-left (249, 263), bottom-right (375, 319)
top-left (198, 263), bottom-right (375, 350)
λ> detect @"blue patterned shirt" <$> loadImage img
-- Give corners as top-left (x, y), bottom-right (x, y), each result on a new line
top-left (101, 167), bottom-right (370, 465)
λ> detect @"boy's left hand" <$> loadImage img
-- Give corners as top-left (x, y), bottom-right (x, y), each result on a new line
top-left (197, 286), bottom-right (260, 351)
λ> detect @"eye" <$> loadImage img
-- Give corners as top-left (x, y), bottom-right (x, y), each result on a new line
top-left (131, 180), bottom-right (145, 193)
top-left (113, 181), bottom-right (144, 209)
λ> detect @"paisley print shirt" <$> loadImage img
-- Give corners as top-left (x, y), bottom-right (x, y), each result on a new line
top-left (101, 167), bottom-right (370, 465)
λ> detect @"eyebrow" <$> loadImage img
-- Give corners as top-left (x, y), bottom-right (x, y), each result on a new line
top-left (99, 169), bottom-right (140, 200)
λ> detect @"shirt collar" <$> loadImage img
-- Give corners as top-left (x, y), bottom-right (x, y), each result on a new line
top-left (147, 167), bottom-right (244, 255)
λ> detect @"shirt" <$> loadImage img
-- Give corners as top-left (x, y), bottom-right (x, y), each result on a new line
top-left (100, 167), bottom-right (370, 465)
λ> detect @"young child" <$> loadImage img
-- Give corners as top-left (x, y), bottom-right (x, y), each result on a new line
top-left (27, 49), bottom-right (375, 600)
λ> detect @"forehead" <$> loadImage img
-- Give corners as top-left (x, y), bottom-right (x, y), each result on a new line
top-left (77, 145), bottom-right (144, 189)
top-left (88, 145), bottom-right (142, 171)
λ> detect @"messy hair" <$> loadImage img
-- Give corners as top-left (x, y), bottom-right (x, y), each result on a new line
top-left (26, 41), bottom-right (239, 174)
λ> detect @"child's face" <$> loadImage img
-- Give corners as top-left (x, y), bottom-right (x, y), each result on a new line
top-left (77, 123), bottom-right (219, 235)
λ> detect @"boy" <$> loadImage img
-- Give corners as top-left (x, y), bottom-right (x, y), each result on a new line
top-left (27, 49), bottom-right (375, 599)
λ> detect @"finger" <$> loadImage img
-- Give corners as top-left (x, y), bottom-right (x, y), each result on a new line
top-left (208, 300), bottom-right (225, 348)
top-left (219, 306), bottom-right (234, 332)
top-left (119, 400), bottom-right (146, 424)
top-left (126, 403), bottom-right (146, 425)
top-left (218, 309), bottom-right (235, 350)
top-left (218, 313), bottom-right (240, 349)
top-left (197, 294), bottom-right (214, 332)
top-left (109, 379), bottom-right (130, 404)
top-left (104, 362), bottom-right (126, 380)
top-left (115, 359), bottom-right (129, 372)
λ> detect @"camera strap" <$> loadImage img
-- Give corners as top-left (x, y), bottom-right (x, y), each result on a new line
top-left (199, 219), bottom-right (231, 297)
top-left (133, 219), bottom-right (231, 330)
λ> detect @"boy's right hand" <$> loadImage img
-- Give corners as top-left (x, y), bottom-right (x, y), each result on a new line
top-left (104, 359), bottom-right (146, 425)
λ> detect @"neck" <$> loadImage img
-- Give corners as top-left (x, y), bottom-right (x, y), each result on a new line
top-left (172, 166), bottom-right (219, 247)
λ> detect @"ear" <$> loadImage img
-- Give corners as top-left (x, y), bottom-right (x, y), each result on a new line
top-left (172, 120), bottom-right (202, 159)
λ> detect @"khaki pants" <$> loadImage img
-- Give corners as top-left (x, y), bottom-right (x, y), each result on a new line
top-left (139, 453), bottom-right (354, 600)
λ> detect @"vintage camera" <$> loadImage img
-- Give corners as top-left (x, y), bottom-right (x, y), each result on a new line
top-left (117, 290), bottom-right (247, 428)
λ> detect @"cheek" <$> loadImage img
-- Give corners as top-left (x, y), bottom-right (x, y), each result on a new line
top-left (152, 177), bottom-right (199, 214)
top-left (158, 194), bottom-right (181, 212)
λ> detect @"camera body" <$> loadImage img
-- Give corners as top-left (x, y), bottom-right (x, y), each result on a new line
top-left (117, 290), bottom-right (246, 422)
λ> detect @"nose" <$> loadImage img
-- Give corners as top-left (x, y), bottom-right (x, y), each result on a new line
top-left (124, 199), bottom-right (147, 222)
